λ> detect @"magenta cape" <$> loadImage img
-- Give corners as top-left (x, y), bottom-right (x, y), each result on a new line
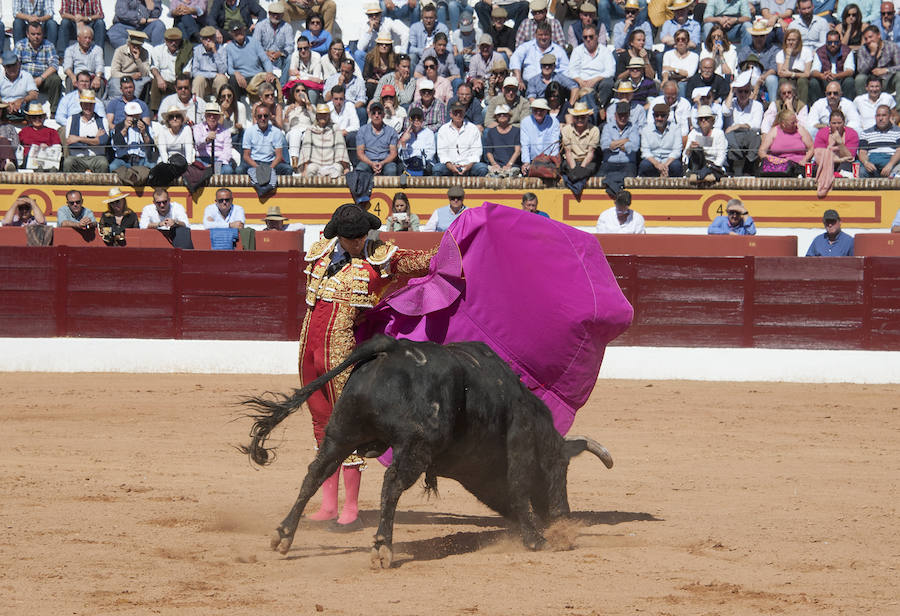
top-left (358, 203), bottom-right (633, 435)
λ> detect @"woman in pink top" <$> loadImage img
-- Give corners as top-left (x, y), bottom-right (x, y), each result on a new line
top-left (813, 109), bottom-right (859, 175)
top-left (758, 108), bottom-right (814, 175)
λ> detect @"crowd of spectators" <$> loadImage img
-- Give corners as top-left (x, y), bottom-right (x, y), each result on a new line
top-left (1, 0), bottom-right (900, 186)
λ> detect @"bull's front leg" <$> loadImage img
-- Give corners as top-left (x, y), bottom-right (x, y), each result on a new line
top-left (271, 442), bottom-right (348, 554)
top-left (506, 426), bottom-right (546, 551)
top-left (371, 445), bottom-right (428, 569)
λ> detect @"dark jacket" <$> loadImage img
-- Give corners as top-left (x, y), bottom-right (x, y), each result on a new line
top-left (206, 0), bottom-right (266, 31)
top-left (685, 72), bottom-right (730, 103)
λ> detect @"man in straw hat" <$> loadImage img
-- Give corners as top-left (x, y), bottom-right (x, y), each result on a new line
top-left (621, 55), bottom-right (658, 105)
top-left (613, 0), bottom-right (653, 51)
top-left (739, 18), bottom-right (780, 103)
top-left (722, 70), bottom-right (763, 176)
top-left (0, 51), bottom-right (38, 120)
top-left (683, 103), bottom-right (727, 183)
top-left (62, 89), bottom-right (110, 173)
top-left (290, 203), bottom-right (434, 530)
top-left (561, 101), bottom-right (600, 196)
top-left (298, 102), bottom-right (350, 177)
top-left (261, 205), bottom-right (304, 231)
top-left (639, 101), bottom-right (683, 177)
top-left (109, 29), bottom-right (151, 101)
top-left (193, 101), bottom-right (234, 174)
top-left (98, 187), bottom-right (139, 245)
top-left (191, 26), bottom-right (229, 100)
top-left (610, 79), bottom-right (647, 127)
top-left (19, 102), bottom-right (62, 170)
top-left (149, 27), bottom-right (192, 113)
top-left (660, 0), bottom-right (701, 51)
top-left (252, 1), bottom-right (294, 74)
top-left (108, 0), bottom-right (166, 48)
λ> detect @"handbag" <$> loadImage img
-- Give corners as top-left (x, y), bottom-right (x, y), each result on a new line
top-left (760, 154), bottom-right (800, 177)
top-left (527, 154), bottom-right (561, 180)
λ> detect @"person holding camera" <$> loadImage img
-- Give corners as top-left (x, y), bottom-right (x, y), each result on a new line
top-left (383, 192), bottom-right (420, 231)
top-left (110, 101), bottom-right (153, 170)
top-left (3, 196), bottom-right (46, 226)
top-left (98, 187), bottom-right (139, 246)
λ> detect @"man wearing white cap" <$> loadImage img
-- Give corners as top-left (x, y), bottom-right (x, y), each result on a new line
top-left (109, 100), bottom-right (152, 170)
top-left (683, 104), bottom-right (727, 183)
top-left (409, 78), bottom-right (449, 133)
top-left (62, 89), bottom-right (110, 173)
top-left (510, 21), bottom-right (568, 89)
top-left (520, 97), bottom-right (560, 175)
top-left (722, 70), bottom-right (764, 175)
top-left (253, 2), bottom-right (294, 74)
top-left (485, 75), bottom-right (532, 127)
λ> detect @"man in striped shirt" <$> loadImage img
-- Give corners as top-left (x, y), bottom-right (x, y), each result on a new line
top-left (858, 104), bottom-right (900, 177)
top-left (14, 21), bottom-right (62, 113)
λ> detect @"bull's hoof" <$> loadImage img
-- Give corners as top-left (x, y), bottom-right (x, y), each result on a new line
top-left (270, 527), bottom-right (294, 554)
top-left (524, 535), bottom-right (547, 551)
top-left (370, 544), bottom-right (393, 569)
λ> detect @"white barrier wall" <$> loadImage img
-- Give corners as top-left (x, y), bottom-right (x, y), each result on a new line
top-left (4, 338), bottom-right (898, 383)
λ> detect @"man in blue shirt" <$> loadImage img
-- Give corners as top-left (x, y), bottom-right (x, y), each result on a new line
top-left (242, 104), bottom-right (290, 196)
top-left (600, 101), bottom-right (641, 177)
top-left (806, 209), bottom-right (855, 256)
top-left (520, 97), bottom-right (560, 175)
top-left (422, 185), bottom-right (467, 231)
top-left (708, 199), bottom-right (756, 235)
top-left (225, 23), bottom-right (276, 99)
top-left (355, 101), bottom-right (400, 176)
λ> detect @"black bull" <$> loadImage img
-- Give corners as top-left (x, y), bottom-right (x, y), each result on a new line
top-left (241, 335), bottom-right (613, 568)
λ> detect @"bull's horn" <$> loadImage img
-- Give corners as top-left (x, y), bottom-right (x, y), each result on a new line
top-left (566, 435), bottom-right (614, 469)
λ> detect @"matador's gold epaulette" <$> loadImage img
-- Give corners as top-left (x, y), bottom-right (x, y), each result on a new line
top-left (306, 237), bottom-right (336, 262)
top-left (364, 239), bottom-right (398, 266)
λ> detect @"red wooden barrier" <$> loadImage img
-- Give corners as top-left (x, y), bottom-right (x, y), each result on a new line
top-left (596, 234), bottom-right (798, 257)
top-left (854, 233), bottom-right (900, 257)
top-left (1, 247), bottom-right (898, 350)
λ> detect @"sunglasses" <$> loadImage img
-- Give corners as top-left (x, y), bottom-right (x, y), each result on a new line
top-left (67, 199), bottom-right (83, 204)
top-left (298, 45), bottom-right (310, 50)
top-left (653, 113), bottom-right (667, 118)
top-left (154, 199), bottom-right (170, 205)
top-left (424, 64), bottom-right (437, 69)
top-left (583, 34), bottom-right (596, 39)
top-left (883, 11), bottom-right (895, 16)
top-left (625, 9), bottom-right (638, 14)
top-left (449, 196), bottom-right (463, 201)
top-left (262, 92), bottom-right (274, 97)
top-left (824, 219), bottom-right (838, 225)
top-left (176, 85), bottom-right (190, 90)
top-left (216, 197), bottom-right (232, 203)
top-left (675, 37), bottom-right (688, 42)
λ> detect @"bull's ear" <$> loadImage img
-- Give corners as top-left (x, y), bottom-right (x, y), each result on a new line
top-left (564, 436), bottom-right (613, 469)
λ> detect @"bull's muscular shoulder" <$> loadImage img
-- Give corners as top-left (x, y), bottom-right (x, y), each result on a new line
top-left (364, 239), bottom-right (398, 266)
top-left (306, 237), bottom-right (337, 262)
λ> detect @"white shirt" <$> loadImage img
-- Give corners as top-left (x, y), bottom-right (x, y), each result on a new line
top-left (358, 17), bottom-right (410, 56)
top-left (775, 47), bottom-right (814, 72)
top-left (566, 43), bottom-right (616, 81)
top-left (436, 120), bottom-right (482, 166)
top-left (811, 50), bottom-right (856, 73)
top-left (689, 102), bottom-right (724, 131)
top-left (662, 49), bottom-right (699, 77)
top-left (649, 94), bottom-right (691, 137)
top-left (202, 203), bottom-right (246, 229)
top-left (289, 49), bottom-right (324, 81)
top-left (806, 97), bottom-right (862, 134)
top-left (698, 45), bottom-right (738, 77)
top-left (854, 92), bottom-right (897, 130)
top-left (329, 101), bottom-right (360, 133)
top-left (139, 201), bottom-right (190, 229)
top-left (155, 125), bottom-right (195, 164)
top-left (150, 44), bottom-right (190, 83)
top-left (684, 127), bottom-right (727, 168)
top-left (596, 207), bottom-right (646, 234)
top-left (724, 97), bottom-right (764, 131)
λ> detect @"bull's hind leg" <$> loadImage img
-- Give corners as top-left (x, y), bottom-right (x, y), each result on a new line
top-left (271, 439), bottom-right (353, 554)
top-left (371, 445), bottom-right (428, 569)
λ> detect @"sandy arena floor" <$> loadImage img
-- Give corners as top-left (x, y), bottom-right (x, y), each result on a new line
top-left (1, 374), bottom-right (898, 615)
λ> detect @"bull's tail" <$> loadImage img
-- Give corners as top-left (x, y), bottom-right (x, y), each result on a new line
top-left (240, 334), bottom-right (399, 466)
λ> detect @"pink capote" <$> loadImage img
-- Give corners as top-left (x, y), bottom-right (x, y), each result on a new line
top-left (358, 202), bottom-right (634, 436)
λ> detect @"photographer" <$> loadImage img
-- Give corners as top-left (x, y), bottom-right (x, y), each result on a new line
top-left (3, 196), bottom-right (46, 226)
top-left (110, 102), bottom-right (154, 170)
top-left (383, 192), bottom-right (419, 231)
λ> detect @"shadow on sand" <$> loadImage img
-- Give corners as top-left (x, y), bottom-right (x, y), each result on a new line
top-left (283, 509), bottom-right (661, 565)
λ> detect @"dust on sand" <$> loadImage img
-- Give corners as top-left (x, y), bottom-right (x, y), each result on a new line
top-left (1, 375), bottom-right (898, 615)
